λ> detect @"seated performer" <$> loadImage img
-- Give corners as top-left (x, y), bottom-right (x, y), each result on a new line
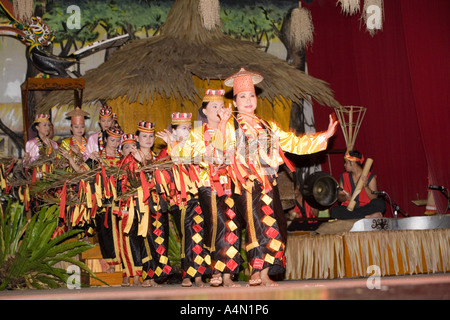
top-left (330, 150), bottom-right (385, 219)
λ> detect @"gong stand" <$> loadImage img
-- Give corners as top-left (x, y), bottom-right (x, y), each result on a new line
top-left (21, 77), bottom-right (85, 143)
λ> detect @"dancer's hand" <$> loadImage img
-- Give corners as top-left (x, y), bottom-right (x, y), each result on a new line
top-left (324, 114), bottom-right (338, 140)
top-left (218, 104), bottom-right (232, 123)
top-left (156, 129), bottom-right (174, 145)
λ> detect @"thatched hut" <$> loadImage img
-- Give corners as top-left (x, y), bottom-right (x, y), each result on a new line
top-left (38, 0), bottom-right (340, 138)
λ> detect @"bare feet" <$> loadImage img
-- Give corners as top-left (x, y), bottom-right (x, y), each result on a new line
top-left (194, 276), bottom-right (209, 287)
top-left (248, 272), bottom-right (262, 286)
top-left (142, 279), bottom-right (161, 288)
top-left (261, 268), bottom-right (278, 287)
top-left (132, 275), bottom-right (141, 287)
top-left (182, 278), bottom-right (192, 287)
top-left (223, 273), bottom-right (240, 287)
top-left (210, 273), bottom-right (223, 287)
top-left (121, 276), bottom-right (130, 287)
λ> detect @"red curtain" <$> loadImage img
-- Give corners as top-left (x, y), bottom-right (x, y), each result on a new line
top-left (304, 0), bottom-right (450, 216)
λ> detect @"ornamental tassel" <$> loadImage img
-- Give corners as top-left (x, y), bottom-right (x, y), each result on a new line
top-left (289, 1), bottom-right (314, 50)
top-left (0, 164), bottom-right (6, 190)
top-left (59, 181), bottom-right (67, 222)
top-left (363, 0), bottom-right (384, 37)
top-left (140, 170), bottom-right (150, 202)
top-left (337, 0), bottom-right (360, 16)
top-left (124, 197), bottom-right (134, 234)
top-left (198, 0), bottom-right (221, 31)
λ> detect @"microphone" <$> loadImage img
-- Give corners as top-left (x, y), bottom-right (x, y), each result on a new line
top-left (371, 190), bottom-right (386, 195)
top-left (429, 185), bottom-right (445, 191)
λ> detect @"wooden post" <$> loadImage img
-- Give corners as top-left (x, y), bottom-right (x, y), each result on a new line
top-left (20, 78), bottom-right (85, 146)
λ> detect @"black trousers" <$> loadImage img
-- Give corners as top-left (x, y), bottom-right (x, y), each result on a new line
top-left (330, 198), bottom-right (386, 220)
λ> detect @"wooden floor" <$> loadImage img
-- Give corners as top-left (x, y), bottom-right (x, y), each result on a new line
top-left (1, 273), bottom-right (449, 301)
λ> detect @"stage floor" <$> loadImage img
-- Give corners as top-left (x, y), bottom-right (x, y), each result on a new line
top-left (1, 273), bottom-right (449, 300)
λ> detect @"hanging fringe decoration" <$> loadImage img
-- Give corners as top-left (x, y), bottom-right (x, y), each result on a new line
top-left (198, 0), bottom-right (221, 31)
top-left (289, 1), bottom-right (314, 50)
top-left (13, 0), bottom-right (34, 23)
top-left (336, 0), bottom-right (360, 16)
top-left (363, 0), bottom-right (384, 36)
top-left (286, 229), bottom-right (450, 279)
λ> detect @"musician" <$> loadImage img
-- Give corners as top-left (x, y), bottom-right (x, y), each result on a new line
top-left (330, 150), bottom-right (385, 219)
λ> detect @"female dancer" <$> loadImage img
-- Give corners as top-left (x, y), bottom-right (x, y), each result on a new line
top-left (58, 107), bottom-right (89, 171)
top-left (83, 104), bottom-right (115, 161)
top-left (157, 112), bottom-right (211, 287)
top-left (24, 114), bottom-right (59, 165)
top-left (130, 121), bottom-right (172, 287)
top-left (223, 68), bottom-right (338, 286)
top-left (62, 127), bottom-right (124, 273)
top-left (170, 90), bottom-right (241, 287)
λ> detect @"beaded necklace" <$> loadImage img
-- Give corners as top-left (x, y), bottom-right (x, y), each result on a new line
top-left (70, 136), bottom-right (87, 154)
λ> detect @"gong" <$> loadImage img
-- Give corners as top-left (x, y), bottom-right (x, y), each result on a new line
top-left (301, 171), bottom-right (338, 210)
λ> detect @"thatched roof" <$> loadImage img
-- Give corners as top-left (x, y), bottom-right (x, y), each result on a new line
top-left (37, 0), bottom-right (340, 112)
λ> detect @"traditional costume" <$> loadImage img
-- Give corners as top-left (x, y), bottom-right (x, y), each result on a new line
top-left (59, 108), bottom-right (89, 171)
top-left (168, 112), bottom-right (211, 282)
top-left (223, 68), bottom-right (329, 277)
top-left (172, 91), bottom-right (243, 281)
top-left (83, 105), bottom-right (113, 161)
top-left (24, 114), bottom-right (59, 165)
top-left (114, 133), bottom-right (149, 282)
top-left (84, 127), bottom-right (124, 269)
top-left (132, 121), bottom-right (173, 283)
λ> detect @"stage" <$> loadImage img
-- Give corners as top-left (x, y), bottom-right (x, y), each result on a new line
top-left (0, 273), bottom-right (449, 300)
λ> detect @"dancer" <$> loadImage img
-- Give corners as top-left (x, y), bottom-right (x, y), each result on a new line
top-left (24, 114), bottom-right (59, 166)
top-left (170, 90), bottom-right (242, 287)
top-left (65, 127), bottom-right (124, 272)
top-left (131, 121), bottom-right (172, 287)
top-left (58, 107), bottom-right (89, 172)
top-left (157, 112), bottom-right (211, 287)
top-left (115, 133), bottom-right (148, 287)
top-left (84, 104), bottom-right (115, 161)
top-left (223, 68), bottom-right (338, 286)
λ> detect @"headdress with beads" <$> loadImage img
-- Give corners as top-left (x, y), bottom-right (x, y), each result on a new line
top-left (33, 114), bottom-right (50, 124)
top-left (202, 89), bottom-right (225, 103)
top-left (121, 133), bottom-right (137, 145)
top-left (106, 128), bottom-right (123, 138)
top-left (137, 121), bottom-right (155, 133)
top-left (171, 112), bottom-right (192, 125)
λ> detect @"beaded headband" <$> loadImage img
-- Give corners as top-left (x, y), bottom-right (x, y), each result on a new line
top-left (171, 112), bottom-right (192, 125)
top-left (137, 121), bottom-right (155, 133)
top-left (99, 105), bottom-right (113, 118)
top-left (106, 128), bottom-right (123, 138)
top-left (34, 114), bottom-right (50, 124)
top-left (203, 89), bottom-right (225, 103)
top-left (121, 133), bottom-right (137, 145)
